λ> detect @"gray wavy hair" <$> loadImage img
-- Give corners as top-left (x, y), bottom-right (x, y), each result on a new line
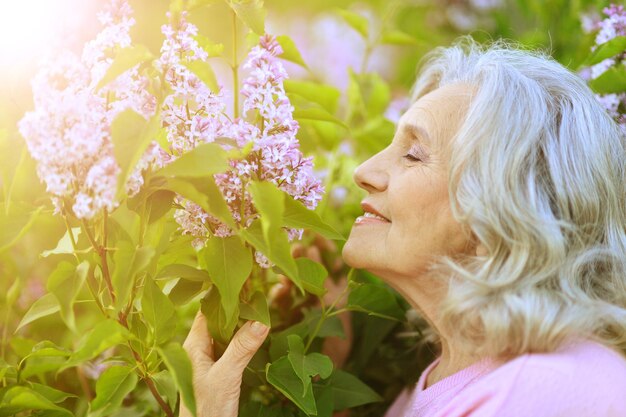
top-left (411, 35), bottom-right (626, 360)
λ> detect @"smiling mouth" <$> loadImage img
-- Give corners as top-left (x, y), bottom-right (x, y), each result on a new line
top-left (355, 211), bottom-right (391, 225)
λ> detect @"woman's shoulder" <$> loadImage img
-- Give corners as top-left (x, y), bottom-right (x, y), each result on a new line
top-left (503, 337), bottom-right (626, 389)
top-left (437, 338), bottom-right (626, 417)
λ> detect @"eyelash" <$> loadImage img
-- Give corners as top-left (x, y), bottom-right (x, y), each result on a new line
top-left (403, 151), bottom-right (424, 162)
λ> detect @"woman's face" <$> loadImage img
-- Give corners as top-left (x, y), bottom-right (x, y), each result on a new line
top-left (342, 83), bottom-right (477, 279)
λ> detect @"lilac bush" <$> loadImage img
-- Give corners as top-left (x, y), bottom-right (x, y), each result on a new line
top-left (580, 4), bottom-right (626, 136)
top-left (18, 0), bottom-right (158, 220)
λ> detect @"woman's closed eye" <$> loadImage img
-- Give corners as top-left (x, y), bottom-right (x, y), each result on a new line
top-left (403, 145), bottom-right (427, 163)
top-left (404, 153), bottom-right (423, 162)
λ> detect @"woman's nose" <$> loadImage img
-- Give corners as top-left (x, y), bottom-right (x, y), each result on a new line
top-left (353, 151), bottom-right (389, 193)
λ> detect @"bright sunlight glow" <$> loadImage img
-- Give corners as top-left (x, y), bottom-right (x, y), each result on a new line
top-left (0, 0), bottom-right (96, 75)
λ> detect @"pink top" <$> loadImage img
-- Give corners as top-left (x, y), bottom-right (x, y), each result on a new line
top-left (384, 338), bottom-right (626, 417)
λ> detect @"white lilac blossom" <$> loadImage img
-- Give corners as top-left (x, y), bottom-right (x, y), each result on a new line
top-left (581, 4), bottom-right (626, 136)
top-left (164, 25), bottom-right (324, 261)
top-left (18, 0), bottom-right (159, 219)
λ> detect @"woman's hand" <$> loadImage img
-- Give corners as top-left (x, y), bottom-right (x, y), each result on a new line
top-left (180, 310), bottom-right (269, 417)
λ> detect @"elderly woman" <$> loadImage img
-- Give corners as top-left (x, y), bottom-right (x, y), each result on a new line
top-left (181, 36), bottom-right (626, 417)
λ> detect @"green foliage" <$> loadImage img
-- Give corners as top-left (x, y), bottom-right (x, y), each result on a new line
top-left (141, 275), bottom-right (177, 345)
top-left (582, 35), bottom-right (626, 67)
top-left (8, 1), bottom-right (620, 416)
top-left (96, 45), bottom-right (153, 91)
top-left (286, 334), bottom-right (333, 395)
top-left (111, 110), bottom-right (162, 200)
top-left (589, 66), bottom-right (626, 94)
top-left (157, 343), bottom-right (197, 417)
top-left (240, 290), bottom-right (271, 327)
top-left (202, 235), bottom-right (252, 319)
top-left (46, 261), bottom-right (89, 333)
top-left (90, 365), bottom-right (138, 416)
top-left (154, 142), bottom-right (229, 178)
top-left (277, 35), bottom-right (308, 68)
top-left (335, 8), bottom-right (369, 39)
top-left (228, 0), bottom-right (267, 35)
top-left (184, 59), bottom-right (219, 93)
top-left (0, 202), bottom-right (42, 253)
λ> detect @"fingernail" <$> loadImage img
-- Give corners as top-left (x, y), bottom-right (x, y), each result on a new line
top-left (251, 321), bottom-right (268, 336)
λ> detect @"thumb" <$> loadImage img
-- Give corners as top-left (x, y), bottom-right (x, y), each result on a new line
top-left (219, 321), bottom-right (269, 374)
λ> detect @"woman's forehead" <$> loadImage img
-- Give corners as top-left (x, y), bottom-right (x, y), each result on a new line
top-left (398, 83), bottom-right (475, 147)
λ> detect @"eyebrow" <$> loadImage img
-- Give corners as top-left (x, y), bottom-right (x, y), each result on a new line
top-left (400, 123), bottom-right (432, 146)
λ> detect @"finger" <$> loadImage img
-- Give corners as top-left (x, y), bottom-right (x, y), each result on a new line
top-left (183, 309), bottom-right (215, 368)
top-left (217, 321), bottom-right (269, 375)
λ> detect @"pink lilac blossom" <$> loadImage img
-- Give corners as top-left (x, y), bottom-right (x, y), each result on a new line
top-left (579, 4), bottom-right (626, 137)
top-left (18, 0), bottom-right (161, 219)
top-left (162, 18), bottom-right (324, 262)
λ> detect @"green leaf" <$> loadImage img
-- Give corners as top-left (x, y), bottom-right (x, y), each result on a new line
top-left (62, 319), bottom-right (132, 371)
top-left (183, 60), bottom-right (219, 93)
top-left (266, 356), bottom-right (316, 416)
top-left (28, 383), bottom-right (76, 403)
top-left (112, 241), bottom-right (155, 312)
top-left (249, 180), bottom-right (284, 242)
top-left (0, 386), bottom-right (73, 416)
top-left (589, 66), bottom-right (626, 94)
top-left (583, 36), bottom-right (626, 66)
top-left (111, 109), bottom-right (162, 200)
top-left (154, 142), bottom-right (229, 178)
top-left (381, 29), bottom-right (420, 45)
top-left (156, 343), bottom-right (196, 417)
top-left (6, 277), bottom-right (21, 310)
top-left (156, 264), bottom-right (210, 282)
top-left (292, 107), bottom-right (347, 128)
top-left (239, 291), bottom-right (270, 327)
top-left (353, 116), bottom-right (395, 154)
top-left (15, 293), bottom-right (60, 333)
top-left (46, 261), bottom-right (89, 333)
top-left (348, 70), bottom-right (391, 119)
top-left (202, 236), bottom-right (252, 319)
top-left (41, 228), bottom-right (81, 257)
top-left (284, 80), bottom-right (340, 114)
top-left (276, 35), bottom-right (308, 68)
top-left (228, 0), bottom-right (266, 35)
top-left (335, 9), bottom-right (368, 39)
top-left (168, 279), bottom-right (204, 306)
top-left (97, 44), bottom-right (153, 90)
top-left (347, 283), bottom-right (404, 321)
top-left (200, 286), bottom-right (238, 343)
top-left (287, 335), bottom-right (333, 396)
top-left (283, 194), bottom-right (344, 241)
top-left (90, 366), bottom-right (138, 413)
top-left (152, 369), bottom-right (178, 411)
top-left (0, 202), bottom-right (42, 253)
top-left (194, 34), bottom-right (224, 57)
top-left (187, 0), bottom-right (220, 9)
top-left (142, 276), bottom-right (177, 345)
top-left (303, 308), bottom-right (345, 339)
top-left (146, 189), bottom-right (176, 224)
top-left (26, 341), bottom-right (71, 360)
top-left (162, 176), bottom-right (235, 228)
top-left (295, 258), bottom-right (327, 296)
top-left (328, 370), bottom-right (382, 410)
top-left (239, 220), bottom-right (302, 292)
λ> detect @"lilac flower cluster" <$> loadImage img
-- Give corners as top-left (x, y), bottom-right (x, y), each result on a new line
top-left (18, 0), bottom-right (161, 219)
top-left (159, 15), bottom-right (323, 261)
top-left (580, 4), bottom-right (626, 136)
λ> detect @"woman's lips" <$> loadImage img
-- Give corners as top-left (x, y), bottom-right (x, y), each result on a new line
top-left (355, 212), bottom-right (391, 225)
